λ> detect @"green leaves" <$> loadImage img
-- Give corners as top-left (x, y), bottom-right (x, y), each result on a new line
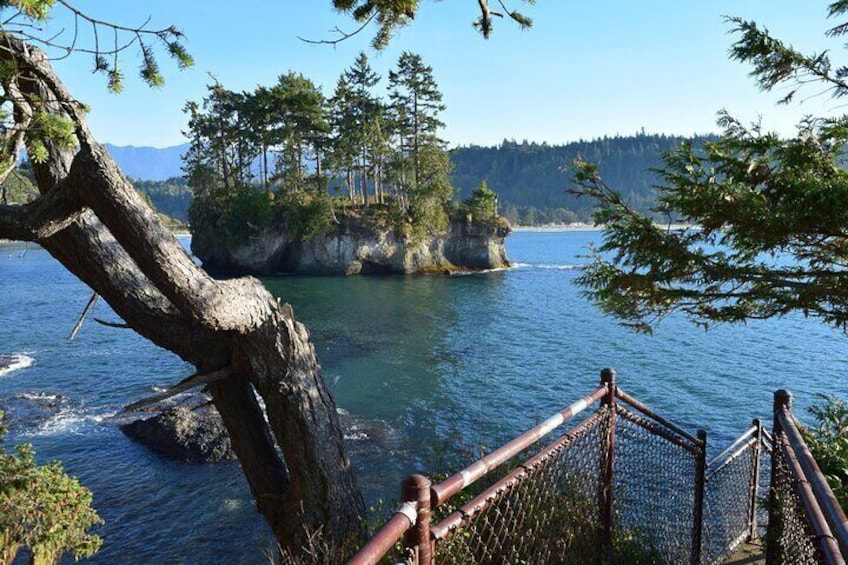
top-left (803, 395), bottom-right (848, 508)
top-left (0, 411), bottom-right (103, 562)
top-left (0, 0), bottom-right (54, 21)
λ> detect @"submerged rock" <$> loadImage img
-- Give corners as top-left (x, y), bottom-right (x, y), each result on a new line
top-left (121, 402), bottom-right (236, 463)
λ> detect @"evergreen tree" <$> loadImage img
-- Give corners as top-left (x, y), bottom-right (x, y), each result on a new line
top-left (575, 3), bottom-right (848, 335)
top-left (342, 52), bottom-right (383, 205)
top-left (270, 72), bottom-right (329, 192)
top-left (388, 51), bottom-right (446, 195)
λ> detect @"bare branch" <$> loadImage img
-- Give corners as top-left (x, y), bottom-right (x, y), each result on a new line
top-left (298, 13), bottom-right (376, 46)
top-left (123, 367), bottom-right (233, 412)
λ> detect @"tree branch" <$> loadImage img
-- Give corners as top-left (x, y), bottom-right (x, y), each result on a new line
top-left (123, 366), bottom-right (233, 412)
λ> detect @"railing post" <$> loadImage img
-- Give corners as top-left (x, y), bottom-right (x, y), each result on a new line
top-left (403, 474), bottom-right (433, 565)
top-left (766, 389), bottom-right (791, 565)
top-left (599, 368), bottom-right (616, 563)
top-left (748, 418), bottom-right (763, 542)
top-left (692, 429), bottom-right (707, 565)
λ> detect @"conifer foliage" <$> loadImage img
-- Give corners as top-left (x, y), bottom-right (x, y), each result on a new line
top-left (185, 51), bottom-right (455, 242)
top-left (575, 2), bottom-right (848, 334)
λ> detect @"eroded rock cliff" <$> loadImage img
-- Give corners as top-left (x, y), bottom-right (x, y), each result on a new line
top-left (193, 215), bottom-right (511, 275)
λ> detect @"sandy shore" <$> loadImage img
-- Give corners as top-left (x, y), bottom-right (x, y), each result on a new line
top-left (512, 223), bottom-right (696, 232)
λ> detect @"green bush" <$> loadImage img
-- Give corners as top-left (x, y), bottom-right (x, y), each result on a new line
top-left (226, 188), bottom-right (278, 245)
top-left (804, 394), bottom-right (848, 509)
top-left (278, 190), bottom-right (334, 241)
top-left (0, 411), bottom-right (102, 565)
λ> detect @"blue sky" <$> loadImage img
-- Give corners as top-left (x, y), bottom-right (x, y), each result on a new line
top-left (41, 1), bottom-right (844, 148)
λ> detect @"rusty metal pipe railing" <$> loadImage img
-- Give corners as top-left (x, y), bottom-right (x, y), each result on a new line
top-left (706, 423), bottom-right (760, 470)
top-left (347, 507), bottom-right (415, 565)
top-left (748, 419), bottom-right (764, 542)
top-left (348, 475), bottom-right (431, 565)
top-left (615, 387), bottom-right (705, 448)
top-left (600, 368), bottom-right (616, 563)
top-left (778, 433), bottom-right (845, 564)
top-left (429, 409), bottom-right (606, 541)
top-left (776, 401), bottom-right (848, 558)
top-left (430, 384), bottom-right (607, 507)
top-left (616, 406), bottom-right (701, 455)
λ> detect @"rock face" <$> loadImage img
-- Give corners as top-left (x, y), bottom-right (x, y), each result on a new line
top-left (192, 215), bottom-right (512, 275)
top-left (121, 403), bottom-right (236, 463)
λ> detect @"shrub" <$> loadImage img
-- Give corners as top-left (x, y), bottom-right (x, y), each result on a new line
top-left (0, 411), bottom-right (102, 564)
top-left (803, 394), bottom-right (848, 509)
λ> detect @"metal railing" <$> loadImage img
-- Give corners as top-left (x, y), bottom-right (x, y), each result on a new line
top-left (767, 390), bottom-right (848, 565)
top-left (347, 371), bottom-right (847, 565)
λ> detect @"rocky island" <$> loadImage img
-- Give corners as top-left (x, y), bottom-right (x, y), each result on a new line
top-left (193, 213), bottom-right (511, 275)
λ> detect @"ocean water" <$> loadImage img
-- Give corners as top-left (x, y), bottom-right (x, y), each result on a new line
top-left (0, 231), bottom-right (846, 563)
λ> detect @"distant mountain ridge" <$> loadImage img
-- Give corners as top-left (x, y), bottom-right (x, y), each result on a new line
top-left (104, 143), bottom-right (188, 181)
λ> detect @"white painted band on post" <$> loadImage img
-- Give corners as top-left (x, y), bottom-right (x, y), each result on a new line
top-left (538, 413), bottom-right (566, 437)
top-left (394, 501), bottom-right (417, 525)
top-left (569, 398), bottom-right (589, 416)
top-left (461, 468), bottom-right (476, 488)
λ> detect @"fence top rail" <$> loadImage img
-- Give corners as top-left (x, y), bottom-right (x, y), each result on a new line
top-left (430, 385), bottom-right (607, 507)
top-left (776, 406), bottom-right (848, 558)
top-left (347, 507), bottom-right (414, 565)
top-left (429, 410), bottom-right (605, 542)
top-left (615, 387), bottom-right (705, 448)
top-left (777, 432), bottom-right (846, 565)
top-left (706, 421), bottom-right (760, 470)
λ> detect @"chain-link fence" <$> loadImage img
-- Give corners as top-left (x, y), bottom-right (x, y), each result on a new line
top-left (768, 434), bottom-right (822, 565)
top-left (765, 391), bottom-right (848, 565)
top-left (612, 405), bottom-right (702, 563)
top-left (348, 377), bottom-right (847, 565)
top-left (432, 409), bottom-right (608, 564)
top-left (701, 424), bottom-right (765, 565)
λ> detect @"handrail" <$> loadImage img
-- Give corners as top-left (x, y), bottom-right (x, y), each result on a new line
top-left (777, 406), bottom-right (848, 558)
top-left (430, 411), bottom-right (604, 541)
top-left (616, 387), bottom-right (704, 448)
top-left (706, 424), bottom-right (759, 470)
top-left (430, 385), bottom-right (606, 506)
top-left (347, 506), bottom-right (415, 565)
top-left (778, 432), bottom-right (845, 564)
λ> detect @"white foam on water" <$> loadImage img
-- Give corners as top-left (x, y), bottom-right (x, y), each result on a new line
top-left (15, 391), bottom-right (61, 402)
top-left (534, 264), bottom-right (582, 271)
top-left (26, 407), bottom-right (118, 437)
top-left (0, 354), bottom-right (35, 377)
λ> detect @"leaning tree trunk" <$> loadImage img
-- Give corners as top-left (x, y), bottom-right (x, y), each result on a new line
top-left (0, 34), bottom-right (364, 554)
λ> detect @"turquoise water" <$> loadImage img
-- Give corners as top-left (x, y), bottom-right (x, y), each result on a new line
top-left (1, 231), bottom-right (846, 563)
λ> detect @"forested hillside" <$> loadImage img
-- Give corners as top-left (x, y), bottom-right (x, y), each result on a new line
top-left (97, 133), bottom-right (715, 226)
top-left (133, 177), bottom-right (192, 222)
top-left (450, 133), bottom-right (713, 224)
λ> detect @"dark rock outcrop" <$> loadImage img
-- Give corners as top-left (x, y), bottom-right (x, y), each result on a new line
top-left (121, 403), bottom-right (236, 463)
top-left (193, 215), bottom-right (512, 276)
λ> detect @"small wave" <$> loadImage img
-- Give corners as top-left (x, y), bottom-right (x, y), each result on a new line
top-left (534, 264), bottom-right (583, 271)
top-left (509, 262), bottom-right (582, 271)
top-left (450, 266), bottom-right (513, 277)
top-left (15, 391), bottom-right (61, 402)
top-left (344, 431), bottom-right (370, 441)
top-left (27, 407), bottom-right (118, 437)
top-left (0, 354), bottom-right (35, 377)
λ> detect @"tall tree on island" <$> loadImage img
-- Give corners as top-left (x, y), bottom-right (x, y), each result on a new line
top-left (388, 51), bottom-right (446, 194)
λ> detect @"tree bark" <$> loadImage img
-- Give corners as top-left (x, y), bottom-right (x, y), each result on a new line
top-left (0, 33), bottom-right (364, 554)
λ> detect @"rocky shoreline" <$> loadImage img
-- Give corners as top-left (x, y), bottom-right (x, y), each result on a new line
top-left (192, 216), bottom-right (512, 276)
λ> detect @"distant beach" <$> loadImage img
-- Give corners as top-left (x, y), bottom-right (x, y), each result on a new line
top-left (512, 223), bottom-right (696, 232)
